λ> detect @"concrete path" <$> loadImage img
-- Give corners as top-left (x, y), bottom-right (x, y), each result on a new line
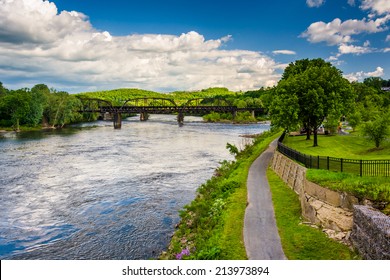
top-left (244, 139), bottom-right (286, 260)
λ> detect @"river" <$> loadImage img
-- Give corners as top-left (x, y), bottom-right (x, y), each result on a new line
top-left (0, 115), bottom-right (269, 260)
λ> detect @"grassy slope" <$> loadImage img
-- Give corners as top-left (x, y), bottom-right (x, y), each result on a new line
top-left (283, 134), bottom-right (390, 203)
top-left (267, 168), bottom-right (358, 260)
top-left (283, 134), bottom-right (390, 160)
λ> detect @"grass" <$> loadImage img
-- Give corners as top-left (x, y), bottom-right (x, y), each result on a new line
top-left (307, 169), bottom-right (390, 203)
top-left (282, 133), bottom-right (390, 206)
top-left (160, 129), bottom-right (282, 260)
top-left (267, 168), bottom-right (359, 260)
top-left (283, 134), bottom-right (390, 160)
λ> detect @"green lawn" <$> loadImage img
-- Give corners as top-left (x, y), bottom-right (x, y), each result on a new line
top-left (283, 133), bottom-right (390, 205)
top-left (267, 168), bottom-right (359, 260)
top-left (283, 134), bottom-right (390, 160)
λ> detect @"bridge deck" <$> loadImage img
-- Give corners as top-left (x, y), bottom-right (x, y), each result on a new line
top-left (80, 106), bottom-right (264, 114)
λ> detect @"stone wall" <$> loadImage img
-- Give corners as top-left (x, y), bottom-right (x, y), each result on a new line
top-left (271, 151), bottom-right (356, 239)
top-left (351, 205), bottom-right (390, 259)
top-left (271, 151), bottom-right (390, 258)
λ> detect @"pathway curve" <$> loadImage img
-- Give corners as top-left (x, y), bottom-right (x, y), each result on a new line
top-left (244, 139), bottom-right (286, 260)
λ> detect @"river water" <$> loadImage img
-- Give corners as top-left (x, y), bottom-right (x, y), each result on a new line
top-left (0, 115), bottom-right (269, 260)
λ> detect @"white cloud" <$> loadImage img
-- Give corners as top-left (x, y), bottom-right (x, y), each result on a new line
top-left (327, 56), bottom-right (339, 61)
top-left (344, 66), bottom-right (384, 81)
top-left (301, 17), bottom-right (390, 45)
top-left (0, 0), bottom-right (280, 92)
top-left (386, 34), bottom-right (390, 41)
top-left (348, 0), bottom-right (356, 6)
top-left (360, 0), bottom-right (390, 16)
top-left (338, 43), bottom-right (372, 54)
top-left (367, 66), bottom-right (384, 76)
top-left (272, 50), bottom-right (297, 55)
top-left (306, 0), bottom-right (325, 8)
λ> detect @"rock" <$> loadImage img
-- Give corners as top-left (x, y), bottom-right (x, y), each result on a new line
top-left (351, 205), bottom-right (390, 260)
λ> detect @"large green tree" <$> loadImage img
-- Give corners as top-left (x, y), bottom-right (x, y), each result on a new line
top-left (270, 58), bottom-right (355, 146)
top-left (1, 89), bottom-right (31, 131)
top-left (43, 91), bottom-right (83, 128)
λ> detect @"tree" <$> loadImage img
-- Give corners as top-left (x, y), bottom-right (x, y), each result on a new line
top-left (1, 89), bottom-right (30, 131)
top-left (43, 91), bottom-right (82, 128)
top-left (363, 77), bottom-right (383, 91)
top-left (0, 82), bottom-right (6, 95)
top-left (270, 58), bottom-right (355, 146)
top-left (361, 112), bottom-right (390, 148)
top-left (347, 111), bottom-right (362, 132)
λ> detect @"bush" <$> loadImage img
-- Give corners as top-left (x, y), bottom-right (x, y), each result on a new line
top-left (361, 112), bottom-right (390, 148)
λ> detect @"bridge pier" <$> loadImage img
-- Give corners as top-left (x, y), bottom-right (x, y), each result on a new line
top-left (251, 110), bottom-right (255, 118)
top-left (177, 111), bottom-right (184, 125)
top-left (113, 113), bottom-right (122, 129)
top-left (140, 112), bottom-right (149, 121)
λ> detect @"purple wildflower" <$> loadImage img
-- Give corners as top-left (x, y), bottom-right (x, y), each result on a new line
top-left (175, 248), bottom-right (191, 260)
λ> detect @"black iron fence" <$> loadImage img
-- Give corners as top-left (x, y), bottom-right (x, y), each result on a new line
top-left (277, 133), bottom-right (390, 177)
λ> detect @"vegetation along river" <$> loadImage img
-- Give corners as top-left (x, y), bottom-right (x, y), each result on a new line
top-left (0, 114), bottom-right (269, 259)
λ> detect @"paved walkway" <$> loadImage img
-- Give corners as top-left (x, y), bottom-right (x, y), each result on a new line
top-left (244, 139), bottom-right (286, 260)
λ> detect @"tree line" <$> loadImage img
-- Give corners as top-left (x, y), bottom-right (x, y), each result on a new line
top-left (0, 83), bottom-right (84, 131)
top-left (1, 60), bottom-right (389, 142)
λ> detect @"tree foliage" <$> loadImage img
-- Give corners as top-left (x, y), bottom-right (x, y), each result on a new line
top-left (361, 113), bottom-right (390, 148)
top-left (0, 83), bottom-right (83, 130)
top-left (44, 91), bottom-right (83, 128)
top-left (270, 58), bottom-right (355, 146)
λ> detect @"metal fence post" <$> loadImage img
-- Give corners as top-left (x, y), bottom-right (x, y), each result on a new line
top-left (317, 155), bottom-right (320, 169)
top-left (341, 158), bottom-right (343, 172)
top-left (360, 159), bottom-right (363, 177)
top-left (327, 156), bottom-right (329, 170)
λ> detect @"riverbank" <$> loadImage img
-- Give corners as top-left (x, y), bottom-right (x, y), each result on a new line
top-left (160, 129), bottom-right (282, 260)
top-left (0, 125), bottom-right (63, 133)
top-left (1, 115), bottom-right (269, 259)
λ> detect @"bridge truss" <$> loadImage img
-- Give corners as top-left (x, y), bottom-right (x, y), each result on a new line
top-left (77, 97), bottom-right (264, 129)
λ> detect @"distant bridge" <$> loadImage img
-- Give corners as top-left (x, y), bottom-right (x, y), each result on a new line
top-left (77, 97), bottom-right (265, 129)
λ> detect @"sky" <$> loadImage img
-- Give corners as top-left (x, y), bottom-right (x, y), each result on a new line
top-left (0, 0), bottom-right (389, 93)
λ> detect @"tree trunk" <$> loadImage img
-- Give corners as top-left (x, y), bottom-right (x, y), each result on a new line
top-left (313, 130), bottom-right (318, 147)
top-left (14, 118), bottom-right (20, 132)
top-left (306, 128), bottom-right (311, 140)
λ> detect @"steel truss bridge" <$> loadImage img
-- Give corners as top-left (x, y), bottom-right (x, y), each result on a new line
top-left (77, 97), bottom-right (265, 129)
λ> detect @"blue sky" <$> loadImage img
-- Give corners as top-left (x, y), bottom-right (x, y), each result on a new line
top-left (0, 0), bottom-right (389, 93)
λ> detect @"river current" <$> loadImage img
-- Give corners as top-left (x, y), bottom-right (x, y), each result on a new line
top-left (0, 115), bottom-right (269, 259)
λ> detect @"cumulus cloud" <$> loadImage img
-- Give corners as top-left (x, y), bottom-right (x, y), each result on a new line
top-left (306, 0), bottom-right (325, 8)
top-left (338, 43), bottom-right (372, 54)
top-left (344, 66), bottom-right (384, 81)
top-left (0, 0), bottom-right (280, 92)
top-left (272, 50), bottom-right (297, 55)
top-left (301, 17), bottom-right (389, 46)
top-left (360, 0), bottom-right (390, 16)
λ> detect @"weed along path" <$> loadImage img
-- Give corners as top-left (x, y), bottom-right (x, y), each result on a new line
top-left (244, 139), bottom-right (286, 260)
